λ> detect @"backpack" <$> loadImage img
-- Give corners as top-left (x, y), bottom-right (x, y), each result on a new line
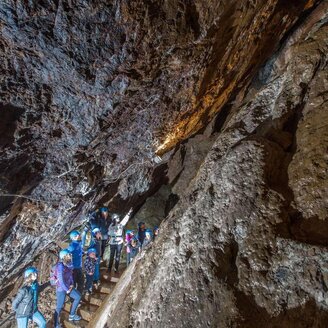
top-left (50, 263), bottom-right (59, 286)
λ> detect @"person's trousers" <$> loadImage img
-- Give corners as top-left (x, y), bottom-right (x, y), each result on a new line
top-left (101, 239), bottom-right (107, 257)
top-left (73, 268), bottom-right (84, 294)
top-left (93, 258), bottom-right (100, 282)
top-left (126, 252), bottom-right (131, 266)
top-left (85, 274), bottom-right (94, 292)
top-left (108, 243), bottom-right (123, 271)
top-left (16, 311), bottom-right (46, 328)
top-left (54, 288), bottom-right (81, 327)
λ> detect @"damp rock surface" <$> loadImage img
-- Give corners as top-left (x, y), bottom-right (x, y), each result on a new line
top-left (0, 0), bottom-right (327, 327)
top-left (0, 0), bottom-right (315, 297)
top-left (97, 3), bottom-right (328, 328)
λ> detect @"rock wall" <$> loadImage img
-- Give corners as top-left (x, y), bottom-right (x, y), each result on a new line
top-left (0, 0), bottom-right (316, 301)
top-left (0, 0), bottom-right (327, 326)
top-left (96, 2), bottom-right (328, 327)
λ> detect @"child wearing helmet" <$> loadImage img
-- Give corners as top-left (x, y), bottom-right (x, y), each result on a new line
top-left (125, 230), bottom-right (135, 266)
top-left (128, 238), bottom-right (141, 264)
top-left (137, 222), bottom-right (146, 246)
top-left (84, 248), bottom-right (97, 296)
top-left (12, 267), bottom-right (46, 328)
top-left (88, 228), bottom-right (102, 288)
top-left (67, 230), bottom-right (84, 294)
top-left (153, 226), bottom-right (159, 241)
top-left (54, 249), bottom-right (81, 327)
top-left (98, 207), bottom-right (111, 257)
top-left (142, 229), bottom-right (153, 249)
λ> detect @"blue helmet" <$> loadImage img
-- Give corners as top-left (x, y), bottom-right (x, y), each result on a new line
top-left (87, 248), bottom-right (97, 255)
top-left (24, 267), bottom-right (38, 278)
top-left (145, 229), bottom-right (152, 236)
top-left (153, 226), bottom-right (159, 231)
top-left (59, 249), bottom-right (71, 260)
top-left (138, 222), bottom-right (145, 228)
top-left (100, 207), bottom-right (108, 213)
top-left (69, 230), bottom-right (80, 240)
top-left (92, 227), bottom-right (101, 235)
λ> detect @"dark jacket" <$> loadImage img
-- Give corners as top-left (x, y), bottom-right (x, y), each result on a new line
top-left (12, 286), bottom-right (33, 318)
top-left (137, 228), bottom-right (146, 246)
top-left (88, 211), bottom-right (111, 239)
top-left (84, 256), bottom-right (97, 275)
top-left (12, 281), bottom-right (41, 318)
top-left (129, 240), bottom-right (141, 262)
top-left (89, 237), bottom-right (101, 257)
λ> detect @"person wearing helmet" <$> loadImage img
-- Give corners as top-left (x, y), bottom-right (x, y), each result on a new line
top-left (12, 267), bottom-right (46, 328)
top-left (81, 207), bottom-right (111, 258)
top-left (98, 207), bottom-right (111, 257)
top-left (54, 249), bottom-right (81, 327)
top-left (153, 226), bottom-right (159, 241)
top-left (137, 222), bottom-right (146, 247)
top-left (125, 230), bottom-right (135, 266)
top-left (67, 230), bottom-right (84, 294)
top-left (88, 228), bottom-right (102, 287)
top-left (128, 237), bottom-right (141, 264)
top-left (142, 229), bottom-right (153, 249)
top-left (108, 208), bottom-right (133, 274)
top-left (84, 248), bottom-right (97, 296)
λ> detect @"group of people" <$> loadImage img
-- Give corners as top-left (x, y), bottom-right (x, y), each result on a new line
top-left (11, 206), bottom-right (160, 328)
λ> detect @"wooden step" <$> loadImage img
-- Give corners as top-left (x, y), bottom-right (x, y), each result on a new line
top-left (56, 267), bottom-right (126, 328)
top-left (98, 282), bottom-right (113, 294)
top-left (61, 311), bottom-right (88, 328)
top-left (78, 303), bottom-right (99, 322)
top-left (84, 292), bottom-right (107, 306)
top-left (101, 272), bottom-right (121, 282)
top-left (63, 302), bottom-right (97, 322)
top-left (63, 300), bottom-right (84, 313)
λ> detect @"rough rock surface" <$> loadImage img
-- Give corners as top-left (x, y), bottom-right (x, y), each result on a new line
top-left (0, 0), bottom-right (327, 327)
top-left (0, 0), bottom-right (315, 302)
top-left (95, 3), bottom-right (328, 327)
top-left (126, 185), bottom-right (172, 231)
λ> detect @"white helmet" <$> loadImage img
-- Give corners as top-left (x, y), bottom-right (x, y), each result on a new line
top-left (112, 213), bottom-right (120, 222)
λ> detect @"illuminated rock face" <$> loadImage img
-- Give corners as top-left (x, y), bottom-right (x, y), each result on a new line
top-left (99, 3), bottom-right (328, 328)
top-left (0, 0), bottom-right (326, 325)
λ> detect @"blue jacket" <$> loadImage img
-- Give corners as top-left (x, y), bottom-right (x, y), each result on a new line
top-left (67, 241), bottom-right (83, 269)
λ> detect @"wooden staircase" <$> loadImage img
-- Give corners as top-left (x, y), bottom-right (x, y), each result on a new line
top-left (48, 263), bottom-right (125, 328)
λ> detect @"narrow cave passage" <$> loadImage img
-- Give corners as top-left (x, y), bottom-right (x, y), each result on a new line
top-left (1, 1), bottom-right (328, 328)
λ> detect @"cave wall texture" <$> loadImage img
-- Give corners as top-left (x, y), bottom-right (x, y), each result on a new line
top-left (98, 2), bottom-right (328, 328)
top-left (0, 0), bottom-right (328, 327)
